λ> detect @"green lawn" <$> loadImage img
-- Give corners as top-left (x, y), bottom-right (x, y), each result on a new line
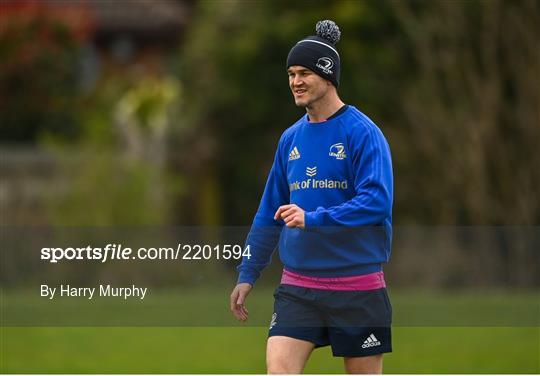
top-left (1, 327), bottom-right (538, 373)
top-left (1, 288), bottom-right (539, 373)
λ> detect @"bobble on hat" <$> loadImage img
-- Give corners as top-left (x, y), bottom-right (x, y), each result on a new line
top-left (315, 20), bottom-right (341, 45)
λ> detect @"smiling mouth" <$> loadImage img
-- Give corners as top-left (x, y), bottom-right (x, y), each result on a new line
top-left (294, 89), bottom-right (307, 95)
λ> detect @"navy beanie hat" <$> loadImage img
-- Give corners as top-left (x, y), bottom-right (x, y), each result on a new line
top-left (286, 20), bottom-right (341, 87)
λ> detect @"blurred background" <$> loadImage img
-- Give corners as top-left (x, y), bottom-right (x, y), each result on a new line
top-left (1, 0), bottom-right (539, 373)
top-left (2, 0), bottom-right (538, 227)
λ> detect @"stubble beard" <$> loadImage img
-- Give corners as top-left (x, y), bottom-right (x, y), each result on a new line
top-left (295, 98), bottom-right (309, 108)
top-left (296, 90), bottom-right (325, 110)
top-left (294, 90), bottom-right (318, 108)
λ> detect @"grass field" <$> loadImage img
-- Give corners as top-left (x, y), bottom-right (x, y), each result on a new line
top-left (1, 288), bottom-right (539, 373)
top-left (1, 327), bottom-right (538, 373)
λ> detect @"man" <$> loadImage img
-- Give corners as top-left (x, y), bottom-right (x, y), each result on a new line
top-left (230, 20), bottom-right (393, 374)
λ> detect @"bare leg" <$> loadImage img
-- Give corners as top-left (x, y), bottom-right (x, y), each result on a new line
top-left (266, 336), bottom-right (315, 374)
top-left (344, 354), bottom-right (383, 374)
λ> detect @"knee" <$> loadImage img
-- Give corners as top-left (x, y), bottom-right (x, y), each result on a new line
top-left (267, 364), bottom-right (290, 374)
top-left (266, 357), bottom-right (299, 374)
top-left (344, 354), bottom-right (383, 374)
top-left (266, 335), bottom-right (313, 374)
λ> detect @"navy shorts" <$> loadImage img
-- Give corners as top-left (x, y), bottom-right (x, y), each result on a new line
top-left (268, 284), bottom-right (392, 357)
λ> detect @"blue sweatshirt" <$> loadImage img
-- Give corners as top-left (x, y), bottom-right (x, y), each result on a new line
top-left (237, 105), bottom-right (393, 285)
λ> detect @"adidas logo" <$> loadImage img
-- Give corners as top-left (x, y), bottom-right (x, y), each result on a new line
top-left (361, 334), bottom-right (381, 349)
top-left (288, 147), bottom-right (301, 161)
top-left (306, 166), bottom-right (317, 177)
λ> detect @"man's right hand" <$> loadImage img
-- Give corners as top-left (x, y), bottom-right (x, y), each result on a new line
top-left (230, 283), bottom-right (252, 322)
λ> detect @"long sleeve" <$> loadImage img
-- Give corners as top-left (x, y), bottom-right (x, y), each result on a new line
top-left (236, 135), bottom-right (290, 285)
top-left (304, 123), bottom-right (393, 228)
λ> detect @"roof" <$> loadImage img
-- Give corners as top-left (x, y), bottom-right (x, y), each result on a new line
top-left (84, 0), bottom-right (190, 36)
top-left (20, 0), bottom-right (193, 40)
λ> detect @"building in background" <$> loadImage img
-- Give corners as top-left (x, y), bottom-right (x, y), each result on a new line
top-left (0, 0), bottom-right (192, 225)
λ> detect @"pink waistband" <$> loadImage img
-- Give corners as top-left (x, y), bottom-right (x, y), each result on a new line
top-left (281, 269), bottom-right (386, 291)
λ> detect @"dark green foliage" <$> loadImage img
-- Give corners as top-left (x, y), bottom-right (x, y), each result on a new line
top-left (176, 0), bottom-right (540, 225)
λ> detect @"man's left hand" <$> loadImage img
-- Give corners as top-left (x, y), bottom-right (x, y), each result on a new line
top-left (274, 204), bottom-right (305, 229)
